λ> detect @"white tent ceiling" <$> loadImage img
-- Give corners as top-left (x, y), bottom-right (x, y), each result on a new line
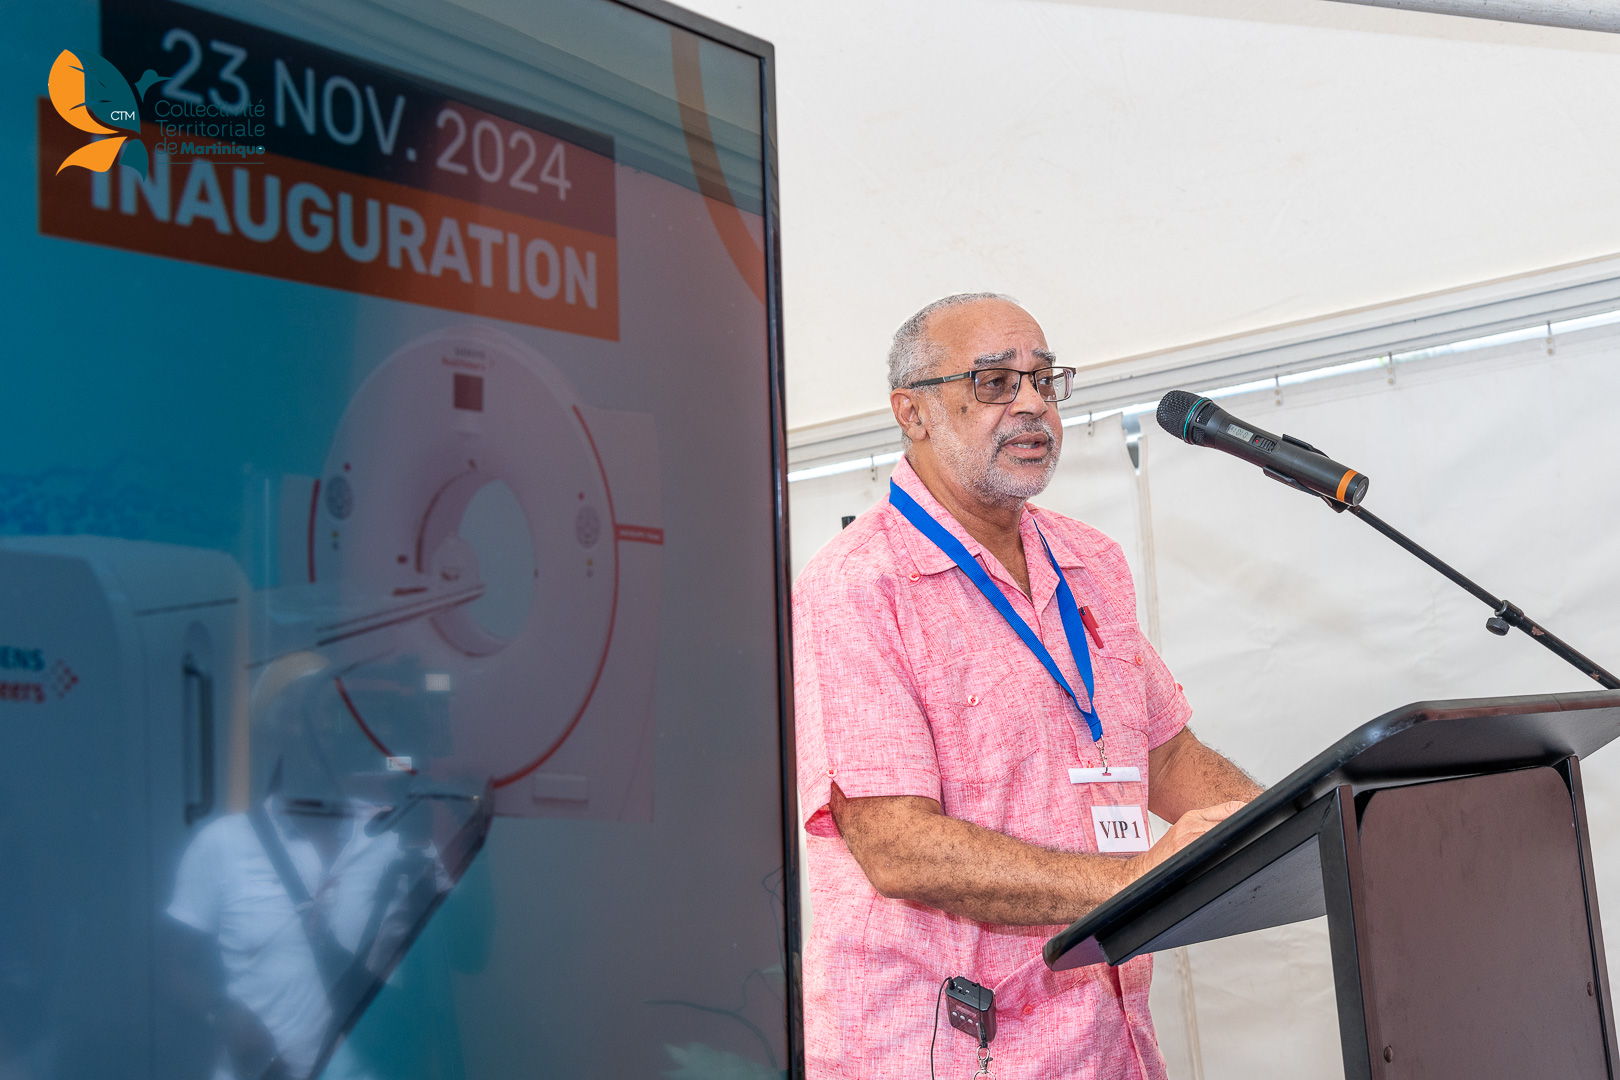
top-left (675, 0), bottom-right (1620, 430)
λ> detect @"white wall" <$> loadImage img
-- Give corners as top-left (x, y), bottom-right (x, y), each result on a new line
top-left (675, 0), bottom-right (1620, 431)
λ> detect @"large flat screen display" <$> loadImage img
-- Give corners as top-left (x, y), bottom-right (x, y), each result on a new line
top-left (2, 0), bottom-right (791, 1075)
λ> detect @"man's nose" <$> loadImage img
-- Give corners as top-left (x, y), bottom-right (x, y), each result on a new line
top-left (1008, 372), bottom-right (1050, 414)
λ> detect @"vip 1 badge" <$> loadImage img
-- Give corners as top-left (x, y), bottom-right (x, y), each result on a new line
top-left (1092, 804), bottom-right (1150, 853)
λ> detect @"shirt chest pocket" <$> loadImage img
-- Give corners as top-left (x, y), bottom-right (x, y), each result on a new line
top-left (922, 648), bottom-right (1045, 785)
top-left (1089, 625), bottom-right (1151, 723)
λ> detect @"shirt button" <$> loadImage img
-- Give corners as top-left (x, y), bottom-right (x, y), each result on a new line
top-left (908, 572), bottom-right (921, 582)
top-left (1022, 1004), bottom-right (1034, 1017)
top-left (1133, 655), bottom-right (1143, 666)
top-left (966, 694), bottom-right (980, 706)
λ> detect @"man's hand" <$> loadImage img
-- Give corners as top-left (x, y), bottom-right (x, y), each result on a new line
top-left (1127, 800), bottom-right (1247, 880)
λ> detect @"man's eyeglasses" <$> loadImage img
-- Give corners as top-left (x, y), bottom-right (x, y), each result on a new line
top-left (905, 366), bottom-right (1077, 404)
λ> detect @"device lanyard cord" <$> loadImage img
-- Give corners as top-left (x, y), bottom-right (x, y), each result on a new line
top-left (888, 480), bottom-right (1103, 747)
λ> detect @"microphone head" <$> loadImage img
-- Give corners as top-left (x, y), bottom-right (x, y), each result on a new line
top-left (1155, 390), bottom-right (1202, 442)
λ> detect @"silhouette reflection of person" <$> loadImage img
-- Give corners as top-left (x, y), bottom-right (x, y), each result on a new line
top-left (166, 793), bottom-right (449, 1080)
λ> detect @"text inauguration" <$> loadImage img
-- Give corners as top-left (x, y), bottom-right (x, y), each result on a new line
top-left (39, 99), bottom-right (621, 341)
top-left (91, 159), bottom-right (601, 306)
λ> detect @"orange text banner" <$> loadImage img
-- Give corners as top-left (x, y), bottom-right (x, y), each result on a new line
top-left (37, 99), bottom-right (619, 340)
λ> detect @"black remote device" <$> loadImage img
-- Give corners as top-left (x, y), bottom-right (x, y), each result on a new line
top-left (944, 976), bottom-right (995, 1046)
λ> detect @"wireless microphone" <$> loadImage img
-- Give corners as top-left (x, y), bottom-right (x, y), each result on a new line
top-left (1155, 390), bottom-right (1369, 506)
top-left (944, 977), bottom-right (995, 1046)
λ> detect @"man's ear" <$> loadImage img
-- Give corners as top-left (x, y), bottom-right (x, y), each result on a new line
top-left (891, 388), bottom-right (928, 443)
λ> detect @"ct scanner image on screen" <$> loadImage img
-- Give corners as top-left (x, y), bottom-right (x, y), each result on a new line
top-left (305, 324), bottom-right (662, 819)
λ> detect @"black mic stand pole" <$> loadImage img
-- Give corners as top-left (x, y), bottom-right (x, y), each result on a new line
top-left (1333, 501), bottom-right (1620, 690)
top-left (1164, 395), bottom-right (1619, 689)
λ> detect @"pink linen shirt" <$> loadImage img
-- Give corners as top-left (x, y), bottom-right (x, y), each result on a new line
top-left (794, 457), bottom-right (1191, 1079)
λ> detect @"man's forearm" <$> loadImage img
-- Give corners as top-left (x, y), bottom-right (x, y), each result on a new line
top-left (831, 767), bottom-right (1251, 928)
top-left (874, 807), bottom-right (1129, 925)
top-left (1149, 728), bottom-right (1263, 823)
top-left (831, 787), bottom-right (1140, 926)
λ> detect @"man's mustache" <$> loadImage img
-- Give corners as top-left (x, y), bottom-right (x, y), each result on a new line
top-left (995, 421), bottom-right (1057, 448)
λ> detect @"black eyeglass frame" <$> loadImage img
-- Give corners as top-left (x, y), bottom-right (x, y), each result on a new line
top-left (904, 365), bottom-right (1079, 404)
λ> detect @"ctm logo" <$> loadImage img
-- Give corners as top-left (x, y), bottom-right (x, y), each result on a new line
top-left (47, 49), bottom-right (166, 179)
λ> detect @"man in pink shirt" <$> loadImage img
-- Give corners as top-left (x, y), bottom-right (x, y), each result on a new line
top-left (794, 293), bottom-right (1262, 1079)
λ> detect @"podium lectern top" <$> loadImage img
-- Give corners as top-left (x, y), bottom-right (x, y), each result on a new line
top-left (1044, 690), bottom-right (1620, 972)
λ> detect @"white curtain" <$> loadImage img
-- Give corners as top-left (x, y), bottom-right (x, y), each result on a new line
top-left (1140, 326), bottom-right (1620, 1079)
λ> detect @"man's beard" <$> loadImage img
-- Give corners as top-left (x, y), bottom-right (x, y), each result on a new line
top-left (928, 411), bottom-right (1061, 506)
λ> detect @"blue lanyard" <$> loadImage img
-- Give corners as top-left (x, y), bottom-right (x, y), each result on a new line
top-left (889, 480), bottom-right (1103, 748)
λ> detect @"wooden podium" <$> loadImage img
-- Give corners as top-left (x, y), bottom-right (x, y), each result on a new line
top-left (1045, 692), bottom-right (1620, 1078)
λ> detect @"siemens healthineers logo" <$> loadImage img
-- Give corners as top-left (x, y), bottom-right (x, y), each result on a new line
top-left (47, 48), bottom-right (169, 178)
top-left (0, 645), bottom-right (76, 705)
top-left (0, 647), bottom-right (44, 672)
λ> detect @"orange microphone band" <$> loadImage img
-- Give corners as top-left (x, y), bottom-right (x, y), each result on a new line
top-left (1335, 470), bottom-right (1360, 504)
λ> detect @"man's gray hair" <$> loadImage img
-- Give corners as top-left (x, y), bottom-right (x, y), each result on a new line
top-left (887, 292), bottom-right (1018, 391)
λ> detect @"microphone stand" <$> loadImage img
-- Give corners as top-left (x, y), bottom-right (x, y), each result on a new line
top-left (1331, 500), bottom-right (1620, 690)
top-left (1187, 419), bottom-right (1619, 689)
